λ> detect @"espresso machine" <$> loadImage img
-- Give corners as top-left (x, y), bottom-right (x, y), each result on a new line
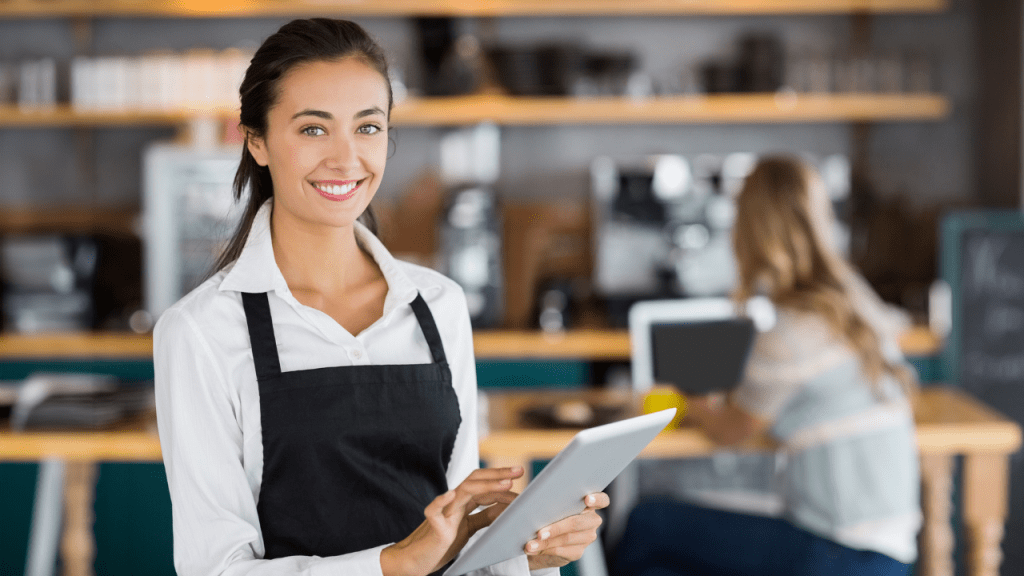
top-left (591, 153), bottom-right (850, 326)
top-left (437, 123), bottom-right (504, 328)
top-left (591, 154), bottom-right (731, 325)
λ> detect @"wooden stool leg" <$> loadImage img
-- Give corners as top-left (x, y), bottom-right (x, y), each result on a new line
top-left (61, 461), bottom-right (97, 576)
top-left (962, 454), bottom-right (1009, 576)
top-left (918, 454), bottom-right (955, 576)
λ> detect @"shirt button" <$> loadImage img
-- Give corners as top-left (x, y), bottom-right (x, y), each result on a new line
top-left (351, 349), bottom-right (363, 360)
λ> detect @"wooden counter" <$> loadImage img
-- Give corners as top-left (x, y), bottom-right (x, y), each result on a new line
top-left (0, 325), bottom-right (942, 361)
top-left (0, 387), bottom-right (1017, 576)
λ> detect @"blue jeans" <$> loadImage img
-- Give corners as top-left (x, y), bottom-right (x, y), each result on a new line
top-left (611, 498), bottom-right (912, 576)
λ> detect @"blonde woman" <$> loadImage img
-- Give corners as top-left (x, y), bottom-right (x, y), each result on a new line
top-left (613, 157), bottom-right (920, 576)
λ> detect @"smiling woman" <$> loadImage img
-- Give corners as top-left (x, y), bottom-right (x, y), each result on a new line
top-left (151, 17), bottom-right (608, 576)
top-left (213, 18), bottom-right (394, 275)
top-left (246, 59), bottom-right (389, 233)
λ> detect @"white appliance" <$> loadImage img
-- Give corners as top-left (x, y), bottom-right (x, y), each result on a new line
top-left (142, 143), bottom-right (244, 319)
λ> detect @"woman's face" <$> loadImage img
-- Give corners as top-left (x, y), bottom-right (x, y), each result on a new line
top-left (247, 57), bottom-right (389, 232)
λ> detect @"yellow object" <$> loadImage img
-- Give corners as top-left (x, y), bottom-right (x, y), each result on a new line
top-left (642, 386), bottom-right (687, 430)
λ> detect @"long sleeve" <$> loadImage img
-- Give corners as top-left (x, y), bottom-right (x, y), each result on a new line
top-left (155, 307), bottom-right (388, 576)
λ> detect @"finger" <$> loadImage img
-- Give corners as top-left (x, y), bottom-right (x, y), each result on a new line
top-left (442, 477), bottom-right (515, 518)
top-left (466, 466), bottom-right (524, 481)
top-left (425, 490), bottom-right (456, 516)
top-left (531, 544), bottom-right (588, 564)
top-left (468, 500), bottom-right (511, 532)
top-left (471, 490), bottom-right (517, 507)
top-left (424, 490), bottom-right (458, 527)
top-left (583, 492), bottom-right (610, 510)
top-left (527, 551), bottom-right (575, 570)
top-left (537, 509), bottom-right (602, 540)
top-left (527, 528), bottom-right (598, 554)
top-left (475, 502), bottom-right (509, 524)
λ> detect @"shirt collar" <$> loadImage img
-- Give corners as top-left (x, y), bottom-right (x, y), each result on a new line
top-left (218, 199), bottom-right (287, 295)
top-left (218, 198), bottom-right (421, 316)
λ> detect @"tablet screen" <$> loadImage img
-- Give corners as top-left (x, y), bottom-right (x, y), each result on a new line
top-left (651, 317), bottom-right (756, 395)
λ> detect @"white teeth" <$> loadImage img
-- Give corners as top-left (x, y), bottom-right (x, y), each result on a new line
top-left (317, 181), bottom-right (357, 195)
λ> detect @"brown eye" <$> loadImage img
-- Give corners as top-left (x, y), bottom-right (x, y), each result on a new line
top-left (358, 124), bottom-right (382, 135)
top-left (302, 126), bottom-right (325, 136)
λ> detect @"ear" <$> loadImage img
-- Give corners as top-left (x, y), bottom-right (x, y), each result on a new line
top-left (246, 130), bottom-right (269, 167)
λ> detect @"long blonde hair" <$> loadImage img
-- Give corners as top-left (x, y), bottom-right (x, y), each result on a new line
top-left (732, 156), bottom-right (915, 398)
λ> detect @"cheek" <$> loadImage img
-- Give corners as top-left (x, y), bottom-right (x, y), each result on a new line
top-left (287, 140), bottom-right (324, 173)
top-left (368, 138), bottom-right (389, 171)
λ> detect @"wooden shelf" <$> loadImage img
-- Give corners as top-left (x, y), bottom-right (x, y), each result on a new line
top-left (0, 94), bottom-right (950, 129)
top-left (0, 325), bottom-right (941, 361)
top-left (0, 207), bottom-right (138, 236)
top-left (0, 106), bottom-right (227, 128)
top-left (474, 329), bottom-right (632, 360)
top-left (0, 330), bottom-right (628, 361)
top-left (392, 93), bottom-right (951, 125)
top-left (0, 0), bottom-right (948, 19)
top-left (0, 332), bottom-right (153, 360)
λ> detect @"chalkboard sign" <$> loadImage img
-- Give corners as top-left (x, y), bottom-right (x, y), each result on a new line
top-left (942, 211), bottom-right (1024, 395)
top-left (941, 210), bottom-right (1024, 574)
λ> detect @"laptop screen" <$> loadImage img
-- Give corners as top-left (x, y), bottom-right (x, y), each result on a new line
top-left (650, 317), bottom-right (757, 395)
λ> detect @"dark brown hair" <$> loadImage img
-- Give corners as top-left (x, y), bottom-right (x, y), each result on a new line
top-left (213, 18), bottom-right (393, 274)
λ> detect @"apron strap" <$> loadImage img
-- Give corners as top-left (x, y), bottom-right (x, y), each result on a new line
top-left (409, 293), bottom-right (448, 366)
top-left (241, 292), bottom-right (282, 380)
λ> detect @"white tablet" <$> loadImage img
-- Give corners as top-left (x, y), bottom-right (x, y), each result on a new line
top-left (445, 408), bottom-right (677, 576)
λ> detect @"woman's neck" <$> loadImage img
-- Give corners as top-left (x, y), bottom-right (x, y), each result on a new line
top-left (269, 206), bottom-right (377, 296)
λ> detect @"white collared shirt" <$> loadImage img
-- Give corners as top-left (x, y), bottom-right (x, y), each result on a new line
top-left (154, 199), bottom-right (551, 576)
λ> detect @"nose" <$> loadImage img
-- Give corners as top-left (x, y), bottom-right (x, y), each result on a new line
top-left (326, 132), bottom-right (360, 171)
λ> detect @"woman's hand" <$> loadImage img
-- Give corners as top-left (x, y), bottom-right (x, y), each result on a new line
top-left (524, 492), bottom-right (610, 570)
top-left (380, 466), bottom-right (523, 576)
top-left (683, 392), bottom-right (767, 446)
top-left (681, 392), bottom-right (725, 426)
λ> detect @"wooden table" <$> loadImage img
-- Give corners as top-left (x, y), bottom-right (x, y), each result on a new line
top-left (477, 387), bottom-right (1022, 576)
top-left (0, 387), bottom-right (1019, 576)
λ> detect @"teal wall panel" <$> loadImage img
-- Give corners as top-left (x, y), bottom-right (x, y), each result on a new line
top-left (0, 463), bottom-right (38, 576)
top-left (0, 360), bottom-right (153, 382)
top-left (907, 354), bottom-right (945, 384)
top-left (92, 463), bottom-right (175, 576)
top-left (476, 360), bottom-right (589, 389)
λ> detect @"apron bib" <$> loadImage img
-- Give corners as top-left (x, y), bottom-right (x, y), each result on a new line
top-left (241, 291), bottom-right (462, 559)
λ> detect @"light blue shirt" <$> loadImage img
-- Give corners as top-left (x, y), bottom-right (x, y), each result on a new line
top-left (734, 305), bottom-right (921, 563)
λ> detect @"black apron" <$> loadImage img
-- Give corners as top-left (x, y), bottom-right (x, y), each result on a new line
top-left (241, 291), bottom-right (462, 560)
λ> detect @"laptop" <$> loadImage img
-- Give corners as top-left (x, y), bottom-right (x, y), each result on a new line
top-left (629, 298), bottom-right (771, 394)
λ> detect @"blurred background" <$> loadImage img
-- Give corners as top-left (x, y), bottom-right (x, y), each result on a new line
top-left (0, 0), bottom-right (1022, 575)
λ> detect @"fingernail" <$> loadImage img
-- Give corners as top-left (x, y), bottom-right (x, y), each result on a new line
top-left (527, 541), bottom-right (538, 552)
top-left (501, 479), bottom-right (511, 487)
top-left (586, 495), bottom-right (596, 505)
top-left (540, 530), bottom-right (550, 540)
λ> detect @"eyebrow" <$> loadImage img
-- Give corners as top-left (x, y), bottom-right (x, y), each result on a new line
top-left (290, 107), bottom-right (387, 121)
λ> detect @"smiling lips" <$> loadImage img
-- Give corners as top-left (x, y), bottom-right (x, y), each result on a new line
top-left (312, 179), bottom-right (362, 201)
